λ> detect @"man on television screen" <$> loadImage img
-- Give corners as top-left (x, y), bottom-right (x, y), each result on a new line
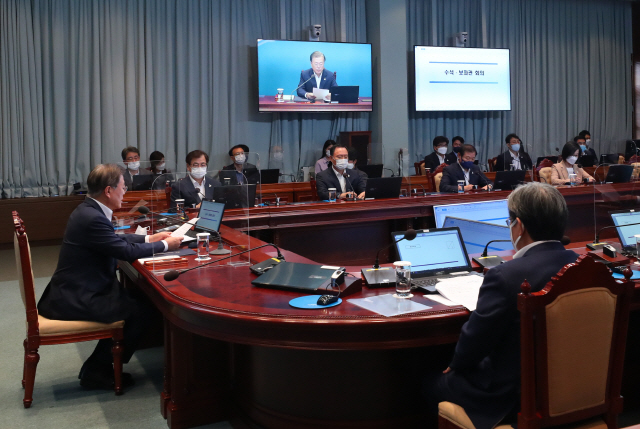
top-left (297, 51), bottom-right (338, 100)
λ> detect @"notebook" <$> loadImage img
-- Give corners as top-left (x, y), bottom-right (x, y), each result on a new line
top-left (364, 176), bottom-right (403, 199)
top-left (609, 209), bottom-right (640, 254)
top-left (392, 227), bottom-right (477, 293)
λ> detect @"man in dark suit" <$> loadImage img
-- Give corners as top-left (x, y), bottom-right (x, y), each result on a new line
top-left (38, 164), bottom-right (183, 389)
top-left (220, 144), bottom-right (259, 185)
top-left (297, 51), bottom-right (338, 100)
top-left (120, 146), bottom-right (151, 189)
top-left (446, 136), bottom-right (465, 165)
top-left (439, 144), bottom-right (492, 192)
top-left (575, 134), bottom-right (597, 167)
top-left (316, 145), bottom-right (366, 200)
top-left (495, 133), bottom-right (533, 171)
top-left (424, 182), bottom-right (579, 429)
top-left (424, 136), bottom-right (451, 172)
top-left (171, 150), bottom-right (221, 208)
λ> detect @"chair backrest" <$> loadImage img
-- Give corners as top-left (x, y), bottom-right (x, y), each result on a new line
top-left (626, 155), bottom-right (640, 164)
top-left (538, 167), bottom-right (552, 184)
top-left (536, 158), bottom-right (555, 172)
top-left (434, 172), bottom-right (443, 192)
top-left (415, 161), bottom-right (426, 176)
top-left (618, 155), bottom-right (625, 165)
top-left (630, 162), bottom-right (640, 181)
top-left (488, 157), bottom-right (497, 172)
top-left (13, 212), bottom-right (39, 335)
top-left (433, 162), bottom-right (447, 175)
top-left (517, 254), bottom-right (633, 429)
top-left (309, 179), bottom-right (318, 200)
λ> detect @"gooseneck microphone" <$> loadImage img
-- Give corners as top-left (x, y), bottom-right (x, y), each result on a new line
top-left (413, 184), bottom-right (427, 196)
top-left (291, 72), bottom-right (315, 98)
top-left (473, 239), bottom-right (512, 268)
top-left (163, 243), bottom-right (285, 281)
top-left (480, 239), bottom-right (512, 258)
top-left (343, 172), bottom-right (358, 200)
top-left (383, 168), bottom-right (396, 178)
top-left (587, 222), bottom-right (640, 251)
top-left (373, 229), bottom-right (417, 269)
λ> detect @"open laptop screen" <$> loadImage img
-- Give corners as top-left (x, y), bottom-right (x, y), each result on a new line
top-left (610, 210), bottom-right (640, 248)
top-left (442, 217), bottom-right (512, 254)
top-left (196, 200), bottom-right (225, 232)
top-left (392, 228), bottom-right (471, 276)
top-left (433, 199), bottom-right (509, 228)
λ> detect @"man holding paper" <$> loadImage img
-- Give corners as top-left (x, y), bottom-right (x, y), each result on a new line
top-left (38, 164), bottom-right (183, 390)
top-left (424, 182), bottom-right (578, 429)
top-left (297, 51), bottom-right (338, 100)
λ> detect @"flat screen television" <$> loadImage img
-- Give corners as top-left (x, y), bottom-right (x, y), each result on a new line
top-left (414, 46), bottom-right (511, 111)
top-left (258, 39), bottom-right (372, 113)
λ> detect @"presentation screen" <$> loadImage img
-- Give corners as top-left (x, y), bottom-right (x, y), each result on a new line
top-left (257, 39), bottom-right (372, 113)
top-left (414, 46), bottom-right (511, 111)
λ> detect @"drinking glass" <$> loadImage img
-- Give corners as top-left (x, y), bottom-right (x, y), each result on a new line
top-left (394, 261), bottom-right (412, 298)
top-left (457, 180), bottom-right (465, 193)
top-left (196, 233), bottom-right (211, 261)
top-left (328, 188), bottom-right (337, 202)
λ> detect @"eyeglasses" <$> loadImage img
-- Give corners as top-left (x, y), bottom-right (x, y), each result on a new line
top-left (505, 218), bottom-right (514, 226)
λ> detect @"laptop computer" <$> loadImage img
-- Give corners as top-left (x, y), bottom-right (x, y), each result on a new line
top-left (259, 169), bottom-right (280, 184)
top-left (609, 209), bottom-right (640, 255)
top-left (251, 262), bottom-right (338, 292)
top-left (184, 200), bottom-right (226, 239)
top-left (358, 164), bottom-right (383, 178)
top-left (132, 174), bottom-right (155, 191)
top-left (213, 184), bottom-right (257, 209)
top-left (329, 86), bottom-right (359, 103)
top-left (493, 170), bottom-right (526, 191)
top-left (392, 227), bottom-right (478, 292)
top-left (364, 176), bottom-right (403, 199)
top-left (604, 165), bottom-right (634, 183)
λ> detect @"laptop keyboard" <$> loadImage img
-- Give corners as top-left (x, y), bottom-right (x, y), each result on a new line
top-left (412, 277), bottom-right (438, 287)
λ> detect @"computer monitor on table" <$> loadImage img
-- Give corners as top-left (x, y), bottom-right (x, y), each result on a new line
top-left (433, 199), bottom-right (510, 229)
top-left (442, 216), bottom-right (513, 255)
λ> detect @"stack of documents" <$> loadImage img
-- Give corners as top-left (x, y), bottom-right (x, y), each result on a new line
top-left (434, 275), bottom-right (484, 311)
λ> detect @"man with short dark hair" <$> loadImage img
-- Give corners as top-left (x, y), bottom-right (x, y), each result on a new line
top-left (221, 144), bottom-right (259, 185)
top-left (38, 164), bottom-right (183, 390)
top-left (447, 136), bottom-right (465, 164)
top-left (315, 145), bottom-right (366, 200)
top-left (574, 134), bottom-right (597, 167)
top-left (424, 182), bottom-right (579, 429)
top-left (495, 133), bottom-right (533, 171)
top-left (439, 144), bottom-right (492, 192)
top-left (171, 150), bottom-right (221, 208)
top-left (120, 146), bottom-right (151, 189)
top-left (424, 136), bottom-right (450, 172)
top-left (297, 51), bottom-right (338, 100)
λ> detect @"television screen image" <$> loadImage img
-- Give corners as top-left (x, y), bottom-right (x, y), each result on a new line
top-left (258, 39), bottom-right (372, 113)
top-left (414, 46), bottom-right (511, 111)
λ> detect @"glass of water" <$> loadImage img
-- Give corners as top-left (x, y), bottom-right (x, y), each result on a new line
top-left (328, 188), bottom-right (337, 202)
top-left (196, 233), bottom-right (211, 261)
top-left (394, 261), bottom-right (412, 298)
top-left (457, 180), bottom-right (465, 193)
top-left (175, 199), bottom-right (185, 213)
top-left (569, 173), bottom-right (578, 186)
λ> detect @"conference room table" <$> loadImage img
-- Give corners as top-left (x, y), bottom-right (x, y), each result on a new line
top-left (119, 182), bottom-right (640, 429)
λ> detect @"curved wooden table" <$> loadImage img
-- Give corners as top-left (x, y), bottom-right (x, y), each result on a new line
top-left (120, 227), bottom-right (469, 429)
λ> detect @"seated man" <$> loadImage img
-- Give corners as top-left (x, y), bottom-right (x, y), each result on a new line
top-left (220, 144), bottom-right (259, 185)
top-left (423, 136), bottom-right (450, 173)
top-left (575, 134), bottom-right (597, 167)
top-left (495, 133), bottom-right (533, 171)
top-left (446, 136), bottom-right (465, 165)
top-left (347, 146), bottom-right (368, 180)
top-left (439, 144), bottom-right (492, 192)
top-left (424, 182), bottom-right (579, 429)
top-left (297, 51), bottom-right (338, 100)
top-left (37, 164), bottom-right (183, 389)
top-left (171, 150), bottom-right (221, 208)
top-left (316, 145), bottom-right (366, 200)
top-left (120, 146), bottom-right (151, 189)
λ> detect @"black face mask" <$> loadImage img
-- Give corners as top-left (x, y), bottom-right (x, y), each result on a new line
top-left (453, 146), bottom-right (462, 153)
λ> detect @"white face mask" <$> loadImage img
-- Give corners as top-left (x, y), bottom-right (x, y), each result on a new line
top-left (509, 218), bottom-right (522, 250)
top-left (234, 154), bottom-right (246, 164)
top-left (190, 167), bottom-right (207, 179)
top-left (436, 147), bottom-right (448, 155)
top-left (566, 156), bottom-right (578, 165)
top-left (326, 149), bottom-right (331, 158)
top-left (156, 162), bottom-right (166, 170)
top-left (347, 162), bottom-right (355, 169)
top-left (127, 161), bottom-right (140, 171)
top-left (585, 139), bottom-right (591, 146)
top-left (335, 159), bottom-right (349, 170)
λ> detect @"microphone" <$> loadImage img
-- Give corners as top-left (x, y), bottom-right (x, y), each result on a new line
top-left (472, 239), bottom-right (512, 268)
top-left (163, 243), bottom-right (285, 281)
top-left (373, 229), bottom-right (417, 269)
top-left (362, 229), bottom-right (417, 288)
top-left (291, 72), bottom-right (315, 99)
top-left (343, 172), bottom-right (358, 201)
top-left (412, 184), bottom-right (427, 196)
top-left (587, 222), bottom-right (640, 251)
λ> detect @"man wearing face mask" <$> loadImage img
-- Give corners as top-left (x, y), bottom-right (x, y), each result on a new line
top-left (315, 145), bottom-right (366, 200)
top-left (439, 144), bottom-right (492, 193)
top-left (120, 147), bottom-right (151, 190)
top-left (424, 136), bottom-right (451, 172)
top-left (575, 132), bottom-right (597, 167)
top-left (424, 182), bottom-right (578, 429)
top-left (221, 144), bottom-right (259, 185)
top-left (494, 133), bottom-right (533, 171)
top-left (446, 136), bottom-right (465, 165)
top-left (171, 150), bottom-right (221, 209)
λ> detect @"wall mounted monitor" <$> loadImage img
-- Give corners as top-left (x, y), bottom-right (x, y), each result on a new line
top-left (414, 46), bottom-right (511, 111)
top-left (258, 39), bottom-right (372, 113)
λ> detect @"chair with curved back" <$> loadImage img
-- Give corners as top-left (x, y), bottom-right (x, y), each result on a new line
top-left (13, 211), bottom-right (125, 408)
top-left (538, 167), bottom-right (553, 184)
top-left (415, 161), bottom-right (426, 176)
top-left (488, 157), bottom-right (498, 172)
top-left (438, 254), bottom-right (634, 429)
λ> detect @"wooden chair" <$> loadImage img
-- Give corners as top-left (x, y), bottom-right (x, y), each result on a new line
top-left (310, 179), bottom-right (318, 200)
top-left (415, 161), bottom-right (426, 176)
top-left (535, 158), bottom-right (555, 182)
top-left (617, 155), bottom-right (625, 165)
top-left (438, 254), bottom-right (634, 429)
top-left (13, 211), bottom-right (125, 408)
top-left (538, 167), bottom-right (553, 184)
top-left (626, 155), bottom-right (640, 164)
top-left (434, 173), bottom-right (443, 192)
top-left (487, 157), bottom-right (498, 172)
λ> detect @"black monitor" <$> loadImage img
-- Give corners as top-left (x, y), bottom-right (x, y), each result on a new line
top-left (600, 154), bottom-right (619, 165)
top-left (212, 184), bottom-right (257, 209)
top-left (604, 165), bottom-right (634, 184)
top-left (357, 164), bottom-right (383, 178)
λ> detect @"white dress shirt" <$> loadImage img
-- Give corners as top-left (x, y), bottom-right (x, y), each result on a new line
top-left (332, 166), bottom-right (347, 193)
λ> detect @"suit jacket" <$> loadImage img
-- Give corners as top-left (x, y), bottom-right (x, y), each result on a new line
top-left (37, 198), bottom-right (165, 323)
top-left (445, 242), bottom-right (578, 429)
top-left (494, 150), bottom-right (533, 171)
top-left (550, 162), bottom-right (594, 186)
top-left (171, 175), bottom-right (220, 208)
top-left (424, 152), bottom-right (448, 173)
top-left (121, 166), bottom-right (152, 190)
top-left (439, 163), bottom-right (492, 193)
top-left (578, 147), bottom-right (598, 167)
top-left (315, 167), bottom-right (366, 200)
top-left (221, 163), bottom-right (259, 185)
top-left (445, 152), bottom-right (458, 165)
top-left (297, 68), bottom-right (338, 98)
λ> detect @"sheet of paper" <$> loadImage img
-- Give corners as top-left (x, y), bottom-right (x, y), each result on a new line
top-left (313, 87), bottom-right (330, 101)
top-left (347, 294), bottom-right (431, 317)
top-left (435, 275), bottom-right (484, 311)
top-left (423, 294), bottom-right (458, 307)
top-left (171, 218), bottom-right (198, 241)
